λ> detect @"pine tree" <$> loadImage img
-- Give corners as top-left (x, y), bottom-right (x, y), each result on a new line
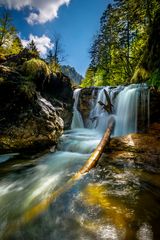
top-left (0, 11), bottom-right (16, 48)
top-left (27, 40), bottom-right (39, 57)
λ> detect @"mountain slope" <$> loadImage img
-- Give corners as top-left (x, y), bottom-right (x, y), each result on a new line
top-left (61, 65), bottom-right (83, 85)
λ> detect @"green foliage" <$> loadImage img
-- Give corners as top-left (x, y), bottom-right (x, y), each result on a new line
top-left (80, 67), bottom-right (95, 87)
top-left (19, 80), bottom-right (36, 99)
top-left (0, 77), bottom-right (4, 85)
top-left (81, 0), bottom-right (160, 87)
top-left (132, 67), bottom-right (149, 83)
top-left (22, 58), bottom-right (50, 90)
top-left (49, 60), bottom-right (61, 74)
top-left (9, 36), bottom-right (23, 55)
top-left (0, 12), bottom-right (23, 57)
top-left (148, 69), bottom-right (160, 88)
top-left (0, 11), bottom-right (16, 48)
top-left (94, 68), bottom-right (107, 86)
top-left (26, 40), bottom-right (39, 58)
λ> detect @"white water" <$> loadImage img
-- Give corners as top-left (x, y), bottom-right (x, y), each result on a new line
top-left (74, 84), bottom-right (150, 136)
top-left (0, 92), bottom-right (102, 238)
top-left (71, 89), bottom-right (84, 129)
top-left (0, 83), bottom-right (151, 239)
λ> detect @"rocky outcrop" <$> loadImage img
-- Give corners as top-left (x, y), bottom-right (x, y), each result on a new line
top-left (0, 85), bottom-right (63, 153)
top-left (78, 87), bottom-right (98, 126)
top-left (0, 64), bottom-right (73, 153)
top-left (43, 72), bottom-right (73, 129)
top-left (99, 123), bottom-right (160, 173)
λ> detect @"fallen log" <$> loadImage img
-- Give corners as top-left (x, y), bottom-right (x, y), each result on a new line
top-left (3, 118), bottom-right (115, 239)
top-left (78, 116), bottom-right (115, 174)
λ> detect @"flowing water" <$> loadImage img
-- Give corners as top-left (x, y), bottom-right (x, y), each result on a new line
top-left (0, 84), bottom-right (160, 240)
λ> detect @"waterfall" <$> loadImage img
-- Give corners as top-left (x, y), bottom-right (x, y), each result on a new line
top-left (114, 84), bottom-right (149, 136)
top-left (73, 84), bottom-right (150, 136)
top-left (71, 89), bottom-right (84, 129)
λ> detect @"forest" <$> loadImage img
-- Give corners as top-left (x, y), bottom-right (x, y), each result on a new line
top-left (81, 0), bottom-right (160, 88)
top-left (0, 1), bottom-right (160, 239)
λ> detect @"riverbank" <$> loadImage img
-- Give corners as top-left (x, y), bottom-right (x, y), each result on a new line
top-left (98, 123), bottom-right (160, 174)
top-left (0, 61), bottom-right (73, 154)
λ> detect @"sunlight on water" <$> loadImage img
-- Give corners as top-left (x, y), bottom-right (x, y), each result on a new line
top-left (0, 85), bottom-right (159, 240)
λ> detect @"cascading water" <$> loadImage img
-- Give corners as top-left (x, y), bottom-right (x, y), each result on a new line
top-left (0, 88), bottom-right (102, 239)
top-left (71, 89), bottom-right (84, 129)
top-left (0, 83), bottom-right (159, 240)
top-left (114, 84), bottom-right (150, 136)
top-left (80, 84), bottom-right (150, 136)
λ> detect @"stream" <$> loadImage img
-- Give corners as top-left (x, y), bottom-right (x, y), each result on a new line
top-left (0, 84), bottom-right (160, 239)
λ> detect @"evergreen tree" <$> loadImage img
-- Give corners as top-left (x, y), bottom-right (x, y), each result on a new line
top-left (81, 0), bottom-right (160, 87)
top-left (9, 36), bottom-right (23, 54)
top-left (0, 11), bottom-right (16, 48)
top-left (27, 40), bottom-right (39, 58)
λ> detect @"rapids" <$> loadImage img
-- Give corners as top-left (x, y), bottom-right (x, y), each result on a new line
top-left (0, 84), bottom-right (160, 240)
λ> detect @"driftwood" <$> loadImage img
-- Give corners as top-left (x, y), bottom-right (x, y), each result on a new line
top-left (78, 117), bottom-right (115, 174)
top-left (98, 89), bottom-right (113, 113)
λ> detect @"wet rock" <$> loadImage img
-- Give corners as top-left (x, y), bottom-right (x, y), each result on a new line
top-left (79, 86), bottom-right (160, 131)
top-left (78, 87), bottom-right (99, 126)
top-left (99, 123), bottom-right (160, 173)
top-left (0, 91), bottom-right (63, 153)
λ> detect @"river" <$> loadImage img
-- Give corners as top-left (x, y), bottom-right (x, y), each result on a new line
top-left (0, 84), bottom-right (160, 239)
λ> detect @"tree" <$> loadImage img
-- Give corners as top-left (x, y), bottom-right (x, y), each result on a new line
top-left (27, 40), bottom-right (39, 58)
top-left (0, 11), bottom-right (16, 48)
top-left (9, 36), bottom-right (23, 55)
top-left (46, 34), bottom-right (66, 72)
top-left (82, 0), bottom-right (160, 87)
top-left (81, 66), bottom-right (96, 87)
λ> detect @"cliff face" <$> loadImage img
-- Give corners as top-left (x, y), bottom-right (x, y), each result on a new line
top-left (0, 64), bottom-right (73, 153)
top-left (43, 72), bottom-right (73, 130)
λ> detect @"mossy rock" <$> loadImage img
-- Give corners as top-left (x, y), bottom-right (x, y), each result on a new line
top-left (19, 80), bottom-right (36, 100)
top-left (22, 58), bottom-right (51, 90)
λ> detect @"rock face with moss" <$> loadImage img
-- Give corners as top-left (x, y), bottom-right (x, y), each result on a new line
top-left (0, 57), bottom-right (73, 153)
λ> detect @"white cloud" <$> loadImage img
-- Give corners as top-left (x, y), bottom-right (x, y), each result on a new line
top-left (21, 34), bottom-right (54, 56)
top-left (0, 0), bottom-right (70, 24)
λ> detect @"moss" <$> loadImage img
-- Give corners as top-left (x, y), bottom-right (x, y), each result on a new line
top-left (148, 69), bottom-right (160, 88)
top-left (49, 61), bottom-right (61, 74)
top-left (131, 67), bottom-right (150, 83)
top-left (22, 58), bottom-right (51, 89)
top-left (0, 77), bottom-right (4, 85)
top-left (19, 80), bottom-right (36, 99)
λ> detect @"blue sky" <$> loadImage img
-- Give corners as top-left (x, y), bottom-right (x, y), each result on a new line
top-left (0, 0), bottom-right (112, 76)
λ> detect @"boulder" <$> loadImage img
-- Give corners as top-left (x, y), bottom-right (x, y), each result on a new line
top-left (0, 66), bottom-right (64, 153)
top-left (0, 92), bottom-right (63, 153)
